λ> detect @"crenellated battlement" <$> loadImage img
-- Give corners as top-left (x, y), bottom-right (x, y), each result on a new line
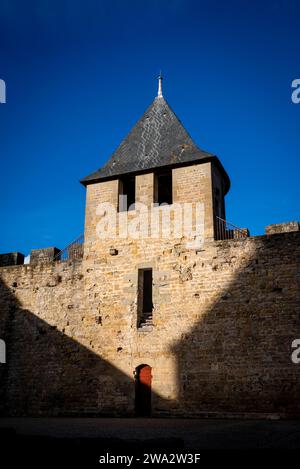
top-left (1, 220), bottom-right (298, 268)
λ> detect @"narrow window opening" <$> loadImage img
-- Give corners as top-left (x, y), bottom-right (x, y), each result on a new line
top-left (137, 268), bottom-right (153, 328)
top-left (119, 176), bottom-right (135, 211)
top-left (155, 170), bottom-right (172, 205)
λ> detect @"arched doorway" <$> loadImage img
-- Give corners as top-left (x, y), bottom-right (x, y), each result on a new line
top-left (135, 364), bottom-right (152, 416)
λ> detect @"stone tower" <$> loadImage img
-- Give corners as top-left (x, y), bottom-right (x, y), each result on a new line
top-left (79, 78), bottom-right (233, 415)
top-left (81, 77), bottom-right (230, 251)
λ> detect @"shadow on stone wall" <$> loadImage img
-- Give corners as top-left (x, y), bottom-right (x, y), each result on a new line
top-left (0, 233), bottom-right (300, 417)
top-left (172, 233), bottom-right (300, 417)
top-left (0, 277), bottom-right (167, 417)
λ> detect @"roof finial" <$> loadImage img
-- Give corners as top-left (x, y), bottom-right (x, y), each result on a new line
top-left (157, 71), bottom-right (163, 98)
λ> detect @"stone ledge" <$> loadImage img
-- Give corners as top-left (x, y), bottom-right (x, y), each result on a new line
top-left (137, 325), bottom-right (153, 332)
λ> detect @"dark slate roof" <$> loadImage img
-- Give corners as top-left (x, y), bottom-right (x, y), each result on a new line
top-left (81, 96), bottom-right (230, 192)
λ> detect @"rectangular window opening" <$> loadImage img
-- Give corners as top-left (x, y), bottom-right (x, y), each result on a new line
top-left (137, 268), bottom-right (153, 328)
top-left (119, 176), bottom-right (136, 211)
top-left (155, 170), bottom-right (172, 205)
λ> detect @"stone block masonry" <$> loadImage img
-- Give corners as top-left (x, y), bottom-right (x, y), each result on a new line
top-left (30, 247), bottom-right (60, 264)
top-left (0, 230), bottom-right (299, 418)
top-left (265, 221), bottom-right (299, 235)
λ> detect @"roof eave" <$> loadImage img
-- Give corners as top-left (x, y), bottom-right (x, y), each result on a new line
top-left (80, 155), bottom-right (230, 194)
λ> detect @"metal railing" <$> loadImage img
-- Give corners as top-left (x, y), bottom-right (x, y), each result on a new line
top-left (54, 234), bottom-right (84, 262)
top-left (215, 216), bottom-right (249, 241)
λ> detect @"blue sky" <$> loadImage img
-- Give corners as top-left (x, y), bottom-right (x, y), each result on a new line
top-left (0, 0), bottom-right (299, 255)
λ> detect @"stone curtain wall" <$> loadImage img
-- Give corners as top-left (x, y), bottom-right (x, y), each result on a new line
top-left (172, 232), bottom-right (300, 417)
top-left (0, 231), bottom-right (299, 417)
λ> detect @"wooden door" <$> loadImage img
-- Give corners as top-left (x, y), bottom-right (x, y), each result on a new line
top-left (135, 365), bottom-right (152, 416)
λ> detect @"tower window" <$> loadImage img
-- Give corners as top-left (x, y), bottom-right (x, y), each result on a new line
top-left (137, 268), bottom-right (153, 328)
top-left (119, 176), bottom-right (135, 211)
top-left (155, 170), bottom-right (172, 205)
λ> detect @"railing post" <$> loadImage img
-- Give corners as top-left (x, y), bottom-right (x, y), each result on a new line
top-left (54, 234), bottom-right (84, 262)
top-left (215, 216), bottom-right (249, 241)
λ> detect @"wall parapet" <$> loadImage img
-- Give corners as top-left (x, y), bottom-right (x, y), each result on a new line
top-left (0, 252), bottom-right (24, 267)
top-left (265, 221), bottom-right (299, 235)
top-left (30, 247), bottom-right (60, 265)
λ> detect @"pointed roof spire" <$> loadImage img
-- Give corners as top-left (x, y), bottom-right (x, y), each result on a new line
top-left (81, 81), bottom-right (230, 193)
top-left (157, 72), bottom-right (163, 98)
top-left (81, 93), bottom-right (230, 195)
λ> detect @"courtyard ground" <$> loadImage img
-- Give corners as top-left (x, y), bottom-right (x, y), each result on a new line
top-left (0, 417), bottom-right (299, 449)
